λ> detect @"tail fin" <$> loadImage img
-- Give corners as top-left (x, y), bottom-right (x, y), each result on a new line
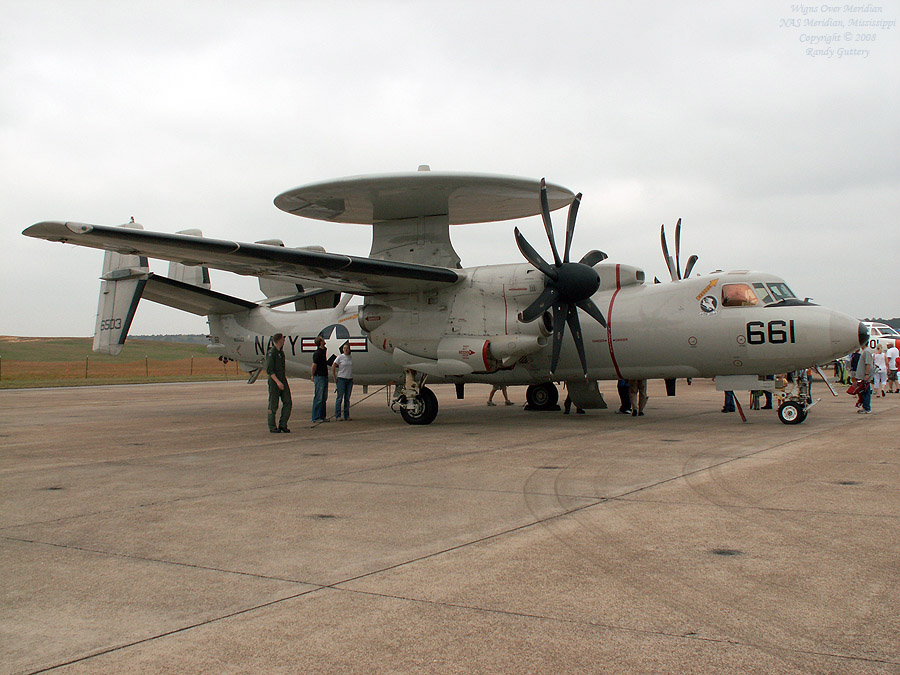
top-left (255, 238), bottom-right (340, 310)
top-left (167, 229), bottom-right (211, 288)
top-left (93, 222), bottom-right (149, 355)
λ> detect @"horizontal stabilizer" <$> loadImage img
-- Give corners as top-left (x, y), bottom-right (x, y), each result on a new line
top-left (142, 274), bottom-right (257, 316)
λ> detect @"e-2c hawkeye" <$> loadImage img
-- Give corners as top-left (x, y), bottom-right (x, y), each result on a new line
top-left (23, 169), bottom-right (866, 425)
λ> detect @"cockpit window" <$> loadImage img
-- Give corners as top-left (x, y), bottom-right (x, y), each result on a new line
top-left (871, 326), bottom-right (900, 338)
top-left (752, 283), bottom-right (773, 304)
top-left (722, 283), bottom-right (759, 307)
top-left (765, 282), bottom-right (796, 303)
top-left (746, 281), bottom-right (800, 306)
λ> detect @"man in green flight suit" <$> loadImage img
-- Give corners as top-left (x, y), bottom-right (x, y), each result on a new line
top-left (266, 333), bottom-right (292, 433)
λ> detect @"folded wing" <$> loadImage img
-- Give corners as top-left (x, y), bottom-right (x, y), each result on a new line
top-left (23, 221), bottom-right (461, 295)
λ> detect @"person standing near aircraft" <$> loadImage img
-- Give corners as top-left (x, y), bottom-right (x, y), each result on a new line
top-left (762, 375), bottom-right (774, 409)
top-left (854, 346), bottom-right (874, 414)
top-left (331, 342), bottom-right (354, 421)
top-left (487, 384), bottom-right (513, 406)
top-left (266, 333), bottom-right (292, 433)
top-left (629, 379), bottom-right (647, 417)
top-left (311, 336), bottom-right (329, 422)
top-left (722, 390), bottom-right (736, 413)
top-left (872, 345), bottom-right (887, 397)
top-left (886, 342), bottom-right (899, 394)
top-left (615, 379), bottom-right (631, 414)
top-left (562, 392), bottom-right (585, 414)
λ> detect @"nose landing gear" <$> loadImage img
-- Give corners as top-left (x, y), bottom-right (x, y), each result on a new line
top-left (775, 366), bottom-right (835, 425)
top-left (777, 399), bottom-right (807, 425)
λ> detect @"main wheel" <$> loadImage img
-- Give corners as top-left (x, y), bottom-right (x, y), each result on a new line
top-left (525, 382), bottom-right (559, 410)
top-left (777, 401), bottom-right (806, 425)
top-left (399, 386), bottom-right (439, 425)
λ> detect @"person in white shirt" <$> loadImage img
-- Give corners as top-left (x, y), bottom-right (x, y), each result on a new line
top-left (331, 343), bottom-right (354, 420)
top-left (872, 345), bottom-right (887, 397)
top-left (886, 342), bottom-right (899, 394)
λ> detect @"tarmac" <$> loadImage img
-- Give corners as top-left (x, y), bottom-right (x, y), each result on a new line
top-left (1, 377), bottom-right (898, 674)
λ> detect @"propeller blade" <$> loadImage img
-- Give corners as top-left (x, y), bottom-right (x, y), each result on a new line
top-left (549, 301), bottom-right (567, 374)
top-left (660, 224), bottom-right (669, 262)
top-left (579, 249), bottom-right (607, 267)
top-left (563, 192), bottom-right (582, 264)
top-left (674, 217), bottom-right (682, 280)
top-left (660, 224), bottom-right (677, 281)
top-left (565, 304), bottom-right (589, 378)
top-left (539, 179), bottom-right (562, 267)
top-left (514, 227), bottom-right (558, 280)
top-left (576, 297), bottom-right (608, 328)
top-left (683, 254), bottom-right (699, 278)
top-left (519, 284), bottom-right (559, 323)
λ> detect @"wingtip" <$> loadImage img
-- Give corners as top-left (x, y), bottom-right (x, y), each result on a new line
top-left (23, 221), bottom-right (90, 240)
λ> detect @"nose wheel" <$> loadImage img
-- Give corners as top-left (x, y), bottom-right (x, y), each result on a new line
top-left (777, 401), bottom-right (807, 425)
top-left (774, 369), bottom-right (819, 425)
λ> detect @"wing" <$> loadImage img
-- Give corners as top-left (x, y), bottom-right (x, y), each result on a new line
top-left (23, 221), bottom-right (461, 295)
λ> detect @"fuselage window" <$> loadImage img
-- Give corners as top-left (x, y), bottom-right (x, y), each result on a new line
top-left (752, 283), bottom-right (773, 304)
top-left (722, 283), bottom-right (759, 307)
top-left (766, 282), bottom-right (796, 302)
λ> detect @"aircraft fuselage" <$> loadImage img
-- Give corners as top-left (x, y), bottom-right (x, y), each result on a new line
top-left (208, 262), bottom-right (862, 387)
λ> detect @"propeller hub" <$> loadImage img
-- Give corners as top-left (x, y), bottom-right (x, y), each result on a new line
top-left (513, 178), bottom-right (608, 377)
top-left (554, 262), bottom-right (600, 303)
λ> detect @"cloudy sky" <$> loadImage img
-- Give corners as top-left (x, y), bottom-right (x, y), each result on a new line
top-left (2, 0), bottom-right (898, 337)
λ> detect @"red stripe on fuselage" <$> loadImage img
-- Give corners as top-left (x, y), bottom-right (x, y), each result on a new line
top-left (606, 264), bottom-right (624, 380)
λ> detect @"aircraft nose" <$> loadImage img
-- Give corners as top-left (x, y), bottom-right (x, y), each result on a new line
top-left (829, 311), bottom-right (865, 355)
top-left (858, 321), bottom-right (870, 348)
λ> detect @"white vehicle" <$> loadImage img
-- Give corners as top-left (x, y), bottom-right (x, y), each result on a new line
top-left (862, 321), bottom-right (899, 351)
top-left (23, 169), bottom-right (866, 425)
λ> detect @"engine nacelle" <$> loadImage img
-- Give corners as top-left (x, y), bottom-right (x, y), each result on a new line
top-left (595, 263), bottom-right (645, 291)
top-left (358, 304), bottom-right (393, 332)
top-left (487, 334), bottom-right (547, 366)
top-left (436, 337), bottom-right (491, 373)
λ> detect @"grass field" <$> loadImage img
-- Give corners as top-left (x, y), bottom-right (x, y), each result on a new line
top-left (0, 337), bottom-right (243, 389)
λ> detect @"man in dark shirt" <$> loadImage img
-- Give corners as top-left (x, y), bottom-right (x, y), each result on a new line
top-left (266, 333), bottom-right (292, 433)
top-left (310, 335), bottom-right (329, 422)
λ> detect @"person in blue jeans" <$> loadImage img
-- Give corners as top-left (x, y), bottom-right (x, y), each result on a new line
top-left (310, 336), bottom-right (329, 422)
top-left (722, 390), bottom-right (735, 413)
top-left (331, 343), bottom-right (354, 421)
top-left (854, 347), bottom-right (873, 414)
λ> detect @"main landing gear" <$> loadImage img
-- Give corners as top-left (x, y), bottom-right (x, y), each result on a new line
top-left (524, 382), bottom-right (559, 411)
top-left (391, 368), bottom-right (439, 425)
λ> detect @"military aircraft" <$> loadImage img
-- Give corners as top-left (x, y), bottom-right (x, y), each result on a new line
top-left (23, 168), bottom-right (866, 425)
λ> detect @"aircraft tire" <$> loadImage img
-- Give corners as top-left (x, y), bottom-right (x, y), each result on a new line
top-left (526, 382), bottom-right (559, 410)
top-left (400, 386), bottom-right (439, 425)
top-left (777, 401), bottom-right (806, 425)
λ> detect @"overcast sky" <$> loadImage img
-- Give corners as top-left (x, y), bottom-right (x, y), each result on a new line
top-left (2, 0), bottom-right (898, 337)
